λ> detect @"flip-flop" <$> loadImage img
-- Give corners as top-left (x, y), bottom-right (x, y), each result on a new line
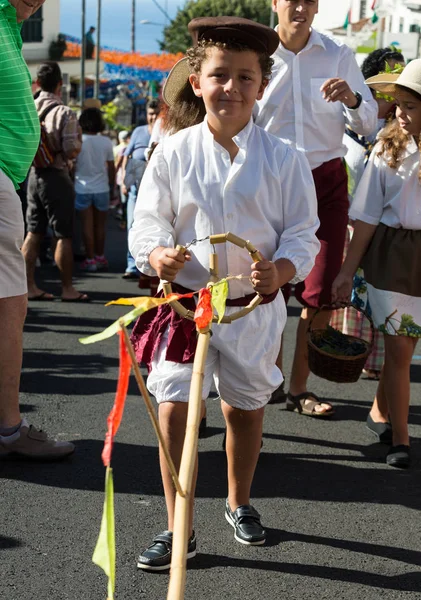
top-left (28, 292), bottom-right (56, 301)
top-left (286, 391), bottom-right (335, 418)
top-left (61, 293), bottom-right (91, 303)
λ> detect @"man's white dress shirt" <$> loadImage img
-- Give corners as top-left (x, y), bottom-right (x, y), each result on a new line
top-left (129, 117), bottom-right (320, 298)
top-left (255, 29), bottom-right (378, 170)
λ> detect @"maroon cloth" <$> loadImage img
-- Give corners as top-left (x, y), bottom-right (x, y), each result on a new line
top-left (131, 283), bottom-right (278, 370)
top-left (294, 157), bottom-right (348, 309)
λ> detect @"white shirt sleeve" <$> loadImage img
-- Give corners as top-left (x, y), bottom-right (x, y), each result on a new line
top-left (340, 46), bottom-right (378, 136)
top-left (272, 148), bottom-right (321, 284)
top-left (128, 144), bottom-right (175, 276)
top-left (349, 144), bottom-right (386, 226)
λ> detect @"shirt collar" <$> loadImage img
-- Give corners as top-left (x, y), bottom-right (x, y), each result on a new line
top-left (202, 115), bottom-right (254, 152)
top-left (274, 26), bottom-right (326, 56)
top-left (38, 91), bottom-right (63, 104)
top-left (403, 137), bottom-right (419, 158)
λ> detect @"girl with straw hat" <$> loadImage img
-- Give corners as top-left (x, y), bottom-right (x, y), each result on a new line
top-left (333, 58), bottom-right (421, 469)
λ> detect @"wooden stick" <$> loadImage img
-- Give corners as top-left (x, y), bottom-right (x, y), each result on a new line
top-left (120, 324), bottom-right (185, 498)
top-left (167, 330), bottom-right (211, 600)
top-left (209, 252), bottom-right (219, 283)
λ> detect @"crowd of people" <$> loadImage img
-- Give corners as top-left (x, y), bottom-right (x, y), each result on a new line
top-left (0, 0), bottom-right (420, 577)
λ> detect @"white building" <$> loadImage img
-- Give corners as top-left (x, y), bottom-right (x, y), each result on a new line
top-left (21, 2), bottom-right (101, 90)
top-left (21, 1), bottom-right (60, 63)
top-left (315, 1), bottom-right (421, 60)
top-left (315, 0), bottom-right (421, 33)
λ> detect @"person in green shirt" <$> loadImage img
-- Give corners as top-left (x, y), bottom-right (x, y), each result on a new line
top-left (0, 0), bottom-right (75, 459)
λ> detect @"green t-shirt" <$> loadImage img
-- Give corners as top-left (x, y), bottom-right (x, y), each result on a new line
top-left (0, 0), bottom-right (39, 188)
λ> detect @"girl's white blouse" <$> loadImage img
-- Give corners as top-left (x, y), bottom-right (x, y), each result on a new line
top-left (350, 137), bottom-right (421, 230)
top-left (129, 117), bottom-right (320, 298)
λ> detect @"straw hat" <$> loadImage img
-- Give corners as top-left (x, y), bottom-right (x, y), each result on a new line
top-left (162, 16), bottom-right (280, 107)
top-left (83, 98), bottom-right (102, 110)
top-left (162, 57), bottom-right (191, 107)
top-left (365, 58), bottom-right (421, 96)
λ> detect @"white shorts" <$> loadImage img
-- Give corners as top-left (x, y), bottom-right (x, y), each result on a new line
top-left (148, 294), bottom-right (286, 411)
top-left (0, 169), bottom-right (27, 299)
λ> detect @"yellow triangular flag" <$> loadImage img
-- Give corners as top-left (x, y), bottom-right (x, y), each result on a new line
top-left (211, 279), bottom-right (229, 323)
top-left (93, 467), bottom-right (116, 600)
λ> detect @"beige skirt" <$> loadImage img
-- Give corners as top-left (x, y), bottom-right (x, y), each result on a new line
top-left (362, 223), bottom-right (421, 337)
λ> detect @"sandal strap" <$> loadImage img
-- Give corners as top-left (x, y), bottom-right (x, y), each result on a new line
top-left (287, 391), bottom-right (321, 404)
top-left (287, 391), bottom-right (321, 413)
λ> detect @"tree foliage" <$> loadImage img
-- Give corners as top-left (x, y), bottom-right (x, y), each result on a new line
top-left (160, 0), bottom-right (273, 54)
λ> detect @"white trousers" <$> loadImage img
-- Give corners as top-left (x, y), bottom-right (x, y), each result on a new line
top-left (148, 294), bottom-right (286, 411)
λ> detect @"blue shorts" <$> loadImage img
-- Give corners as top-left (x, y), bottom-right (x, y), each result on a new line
top-left (75, 192), bottom-right (110, 212)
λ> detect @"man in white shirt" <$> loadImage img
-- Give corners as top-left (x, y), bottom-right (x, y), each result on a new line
top-left (255, 0), bottom-right (378, 416)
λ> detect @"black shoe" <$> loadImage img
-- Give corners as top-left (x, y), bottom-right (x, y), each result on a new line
top-left (366, 413), bottom-right (393, 444)
top-left (386, 445), bottom-right (410, 469)
top-left (268, 382), bottom-right (287, 404)
top-left (122, 271), bottom-right (139, 280)
top-left (225, 499), bottom-right (266, 545)
top-left (137, 530), bottom-right (197, 571)
top-left (198, 416), bottom-right (207, 439)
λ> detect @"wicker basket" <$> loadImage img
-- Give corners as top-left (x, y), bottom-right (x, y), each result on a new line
top-left (307, 303), bottom-right (374, 384)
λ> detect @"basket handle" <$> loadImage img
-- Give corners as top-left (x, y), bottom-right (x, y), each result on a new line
top-left (308, 302), bottom-right (375, 351)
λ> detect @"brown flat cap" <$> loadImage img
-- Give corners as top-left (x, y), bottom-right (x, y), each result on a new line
top-left (188, 17), bottom-right (279, 56)
top-left (162, 16), bottom-right (279, 107)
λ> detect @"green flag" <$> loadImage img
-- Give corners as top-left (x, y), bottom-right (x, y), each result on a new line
top-left (211, 279), bottom-right (229, 323)
top-left (93, 467), bottom-right (116, 600)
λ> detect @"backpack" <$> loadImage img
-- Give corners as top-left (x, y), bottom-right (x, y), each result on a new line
top-left (33, 103), bottom-right (60, 168)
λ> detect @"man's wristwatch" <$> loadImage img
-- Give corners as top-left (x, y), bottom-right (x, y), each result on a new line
top-left (348, 91), bottom-right (363, 110)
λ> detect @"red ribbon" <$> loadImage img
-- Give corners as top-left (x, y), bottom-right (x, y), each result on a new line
top-left (101, 330), bottom-right (131, 467)
top-left (194, 288), bottom-right (213, 330)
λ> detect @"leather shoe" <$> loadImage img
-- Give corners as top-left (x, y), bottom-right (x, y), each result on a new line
top-left (386, 445), bottom-right (410, 469)
top-left (225, 499), bottom-right (265, 545)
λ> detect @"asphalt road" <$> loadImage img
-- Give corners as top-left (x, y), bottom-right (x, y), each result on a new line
top-left (1, 218), bottom-right (421, 600)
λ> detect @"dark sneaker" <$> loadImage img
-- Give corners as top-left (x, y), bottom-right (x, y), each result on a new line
top-left (386, 445), bottom-right (410, 469)
top-left (137, 530), bottom-right (197, 571)
top-left (0, 419), bottom-right (75, 460)
top-left (225, 499), bottom-right (266, 545)
top-left (268, 381), bottom-right (287, 404)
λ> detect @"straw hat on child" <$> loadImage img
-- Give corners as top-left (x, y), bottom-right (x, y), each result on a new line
top-left (365, 58), bottom-right (421, 96)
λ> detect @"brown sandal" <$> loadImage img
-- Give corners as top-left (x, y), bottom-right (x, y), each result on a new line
top-left (286, 392), bottom-right (335, 418)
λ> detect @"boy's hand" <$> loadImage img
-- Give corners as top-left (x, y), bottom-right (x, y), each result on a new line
top-left (251, 259), bottom-right (282, 295)
top-left (149, 246), bottom-right (191, 281)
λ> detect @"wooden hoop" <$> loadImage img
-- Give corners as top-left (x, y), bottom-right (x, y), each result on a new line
top-left (162, 232), bottom-right (264, 322)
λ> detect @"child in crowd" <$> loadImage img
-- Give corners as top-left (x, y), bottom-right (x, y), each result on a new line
top-left (331, 47), bottom-right (406, 381)
top-left (129, 17), bottom-right (320, 570)
top-left (333, 59), bottom-right (421, 469)
top-left (74, 108), bottom-right (115, 272)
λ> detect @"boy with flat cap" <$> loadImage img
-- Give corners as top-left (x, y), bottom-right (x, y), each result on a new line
top-left (130, 16), bottom-right (320, 570)
top-left (256, 0), bottom-right (378, 417)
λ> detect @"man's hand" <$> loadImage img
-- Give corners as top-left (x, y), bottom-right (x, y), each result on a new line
top-left (149, 246), bottom-right (191, 281)
top-left (320, 78), bottom-right (358, 108)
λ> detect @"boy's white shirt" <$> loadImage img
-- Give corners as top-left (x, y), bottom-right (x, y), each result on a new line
top-left (255, 28), bottom-right (378, 170)
top-left (129, 116), bottom-right (320, 299)
top-left (350, 138), bottom-right (421, 230)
